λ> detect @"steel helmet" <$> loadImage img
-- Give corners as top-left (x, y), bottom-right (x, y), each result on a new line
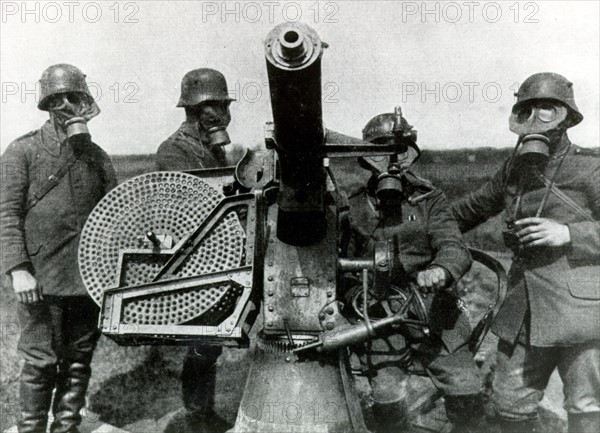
top-left (177, 68), bottom-right (235, 107)
top-left (362, 113), bottom-right (397, 143)
top-left (359, 110), bottom-right (420, 176)
top-left (38, 64), bottom-right (94, 111)
top-left (512, 72), bottom-right (583, 127)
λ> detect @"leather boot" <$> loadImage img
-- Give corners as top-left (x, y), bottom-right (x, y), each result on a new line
top-left (568, 412), bottom-right (600, 433)
top-left (18, 363), bottom-right (55, 433)
top-left (180, 346), bottom-right (229, 433)
top-left (163, 408), bottom-right (232, 433)
top-left (185, 410), bottom-right (232, 433)
top-left (445, 394), bottom-right (486, 433)
top-left (181, 346), bottom-right (220, 414)
top-left (50, 362), bottom-right (92, 433)
top-left (371, 399), bottom-right (409, 433)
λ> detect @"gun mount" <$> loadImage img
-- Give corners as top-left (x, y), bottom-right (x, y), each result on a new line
top-left (79, 21), bottom-right (506, 433)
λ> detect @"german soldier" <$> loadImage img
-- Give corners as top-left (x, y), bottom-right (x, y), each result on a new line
top-left (452, 72), bottom-right (600, 433)
top-left (0, 64), bottom-right (117, 433)
top-left (156, 68), bottom-right (234, 171)
top-left (156, 68), bottom-right (234, 433)
top-left (346, 111), bottom-right (485, 432)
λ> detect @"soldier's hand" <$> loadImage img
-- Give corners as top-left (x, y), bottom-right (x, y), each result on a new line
top-left (514, 217), bottom-right (571, 247)
top-left (416, 266), bottom-right (450, 293)
top-left (10, 268), bottom-right (43, 304)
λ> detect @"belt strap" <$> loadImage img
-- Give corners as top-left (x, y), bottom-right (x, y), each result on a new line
top-left (25, 151), bottom-right (79, 212)
top-left (533, 167), bottom-right (595, 222)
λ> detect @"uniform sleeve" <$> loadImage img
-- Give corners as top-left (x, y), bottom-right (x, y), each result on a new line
top-left (101, 152), bottom-right (118, 193)
top-left (567, 164), bottom-right (600, 264)
top-left (0, 141), bottom-right (31, 273)
top-left (156, 140), bottom-right (197, 171)
top-left (451, 160), bottom-right (508, 233)
top-left (427, 190), bottom-right (472, 283)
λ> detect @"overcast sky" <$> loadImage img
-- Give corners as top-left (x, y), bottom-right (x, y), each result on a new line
top-left (1, 0), bottom-right (598, 154)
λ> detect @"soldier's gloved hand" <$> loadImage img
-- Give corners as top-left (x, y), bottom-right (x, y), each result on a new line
top-left (10, 267), bottom-right (43, 304)
top-left (416, 266), bottom-right (451, 293)
top-left (514, 217), bottom-right (571, 247)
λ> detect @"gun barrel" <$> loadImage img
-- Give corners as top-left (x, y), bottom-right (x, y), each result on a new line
top-left (265, 22), bottom-right (326, 245)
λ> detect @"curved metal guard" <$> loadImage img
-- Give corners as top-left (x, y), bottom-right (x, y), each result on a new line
top-left (466, 248), bottom-right (508, 353)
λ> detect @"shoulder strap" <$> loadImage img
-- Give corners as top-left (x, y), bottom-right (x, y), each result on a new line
top-left (25, 151), bottom-right (79, 212)
top-left (533, 167), bottom-right (595, 222)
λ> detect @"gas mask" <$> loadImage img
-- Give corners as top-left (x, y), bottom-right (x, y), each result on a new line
top-left (509, 100), bottom-right (569, 168)
top-left (198, 102), bottom-right (232, 147)
top-left (360, 107), bottom-right (420, 203)
top-left (47, 92), bottom-right (100, 157)
top-left (47, 92), bottom-right (99, 138)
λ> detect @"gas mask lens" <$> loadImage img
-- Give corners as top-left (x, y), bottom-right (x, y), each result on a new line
top-left (515, 102), bottom-right (558, 124)
top-left (47, 92), bottom-right (92, 111)
top-left (537, 104), bottom-right (558, 122)
top-left (65, 92), bottom-right (91, 107)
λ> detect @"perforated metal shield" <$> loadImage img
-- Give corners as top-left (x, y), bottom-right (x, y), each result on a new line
top-left (79, 171), bottom-right (245, 325)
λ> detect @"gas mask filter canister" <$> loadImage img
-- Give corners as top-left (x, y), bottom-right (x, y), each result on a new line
top-left (204, 126), bottom-right (231, 147)
top-left (199, 104), bottom-right (232, 147)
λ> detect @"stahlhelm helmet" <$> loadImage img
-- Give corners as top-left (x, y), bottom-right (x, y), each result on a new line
top-left (512, 72), bottom-right (583, 127)
top-left (177, 68), bottom-right (235, 107)
top-left (38, 64), bottom-right (94, 111)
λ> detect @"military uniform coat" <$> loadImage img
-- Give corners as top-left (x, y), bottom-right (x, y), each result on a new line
top-left (155, 121), bottom-right (227, 171)
top-left (452, 144), bottom-right (600, 347)
top-left (1, 121), bottom-right (117, 296)
top-left (348, 172), bottom-right (473, 352)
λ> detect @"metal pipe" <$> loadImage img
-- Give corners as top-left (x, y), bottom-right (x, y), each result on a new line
top-left (338, 258), bottom-right (374, 272)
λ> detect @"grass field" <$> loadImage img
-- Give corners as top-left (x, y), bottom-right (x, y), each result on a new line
top-left (0, 149), bottom-right (566, 433)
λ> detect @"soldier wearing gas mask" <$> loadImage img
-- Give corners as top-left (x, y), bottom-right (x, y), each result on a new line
top-left (156, 68), bottom-right (234, 171)
top-left (452, 73), bottom-right (600, 433)
top-left (155, 68), bottom-right (234, 433)
top-left (346, 110), bottom-right (485, 433)
top-left (0, 64), bottom-right (117, 433)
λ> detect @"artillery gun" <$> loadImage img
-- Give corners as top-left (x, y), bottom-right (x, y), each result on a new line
top-left (79, 22), bottom-right (505, 432)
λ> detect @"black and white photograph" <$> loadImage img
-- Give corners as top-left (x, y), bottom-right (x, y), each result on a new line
top-left (1, 1), bottom-right (599, 433)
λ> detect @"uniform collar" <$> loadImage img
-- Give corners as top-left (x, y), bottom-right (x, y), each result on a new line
top-left (40, 120), bottom-right (65, 156)
top-left (549, 136), bottom-right (572, 160)
top-left (180, 120), bottom-right (202, 141)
